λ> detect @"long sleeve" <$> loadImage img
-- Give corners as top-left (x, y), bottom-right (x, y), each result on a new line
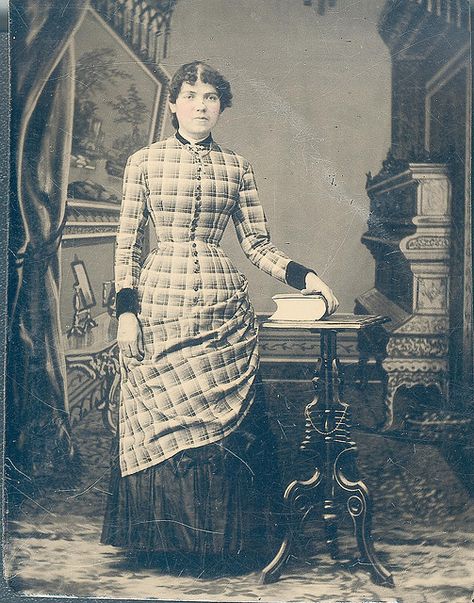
top-left (114, 150), bottom-right (149, 317)
top-left (232, 161), bottom-right (317, 289)
top-left (232, 162), bottom-right (291, 283)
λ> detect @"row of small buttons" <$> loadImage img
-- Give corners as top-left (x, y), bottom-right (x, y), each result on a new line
top-left (191, 158), bottom-right (203, 303)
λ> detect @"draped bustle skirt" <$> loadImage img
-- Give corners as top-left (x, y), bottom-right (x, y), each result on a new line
top-left (101, 379), bottom-right (283, 574)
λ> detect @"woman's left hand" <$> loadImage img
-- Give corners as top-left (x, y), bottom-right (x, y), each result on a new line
top-left (302, 272), bottom-right (339, 315)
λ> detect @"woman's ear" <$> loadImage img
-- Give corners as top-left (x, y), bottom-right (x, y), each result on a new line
top-left (169, 101), bottom-right (176, 114)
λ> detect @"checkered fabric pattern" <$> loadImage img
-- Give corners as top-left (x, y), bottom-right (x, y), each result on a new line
top-left (115, 136), bottom-right (292, 477)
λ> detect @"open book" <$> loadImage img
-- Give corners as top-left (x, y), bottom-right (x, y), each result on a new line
top-left (267, 294), bottom-right (328, 322)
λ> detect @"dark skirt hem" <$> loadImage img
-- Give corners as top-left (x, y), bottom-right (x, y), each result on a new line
top-left (101, 383), bottom-right (283, 569)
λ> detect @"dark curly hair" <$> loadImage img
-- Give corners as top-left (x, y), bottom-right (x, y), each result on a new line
top-left (168, 61), bottom-right (233, 130)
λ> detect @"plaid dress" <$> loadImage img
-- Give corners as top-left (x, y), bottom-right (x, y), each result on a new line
top-left (115, 134), bottom-right (292, 477)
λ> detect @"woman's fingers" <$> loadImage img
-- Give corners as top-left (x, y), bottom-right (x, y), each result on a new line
top-left (117, 313), bottom-right (143, 359)
top-left (119, 353), bottom-right (129, 383)
top-left (118, 339), bottom-right (132, 356)
top-left (118, 339), bottom-right (143, 359)
top-left (137, 325), bottom-right (145, 357)
top-left (324, 290), bottom-right (338, 315)
top-left (128, 339), bottom-right (140, 358)
top-left (302, 286), bottom-right (339, 315)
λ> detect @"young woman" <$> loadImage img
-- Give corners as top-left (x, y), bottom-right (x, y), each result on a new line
top-left (101, 61), bottom-right (338, 575)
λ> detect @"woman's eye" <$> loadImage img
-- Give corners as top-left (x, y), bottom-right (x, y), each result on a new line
top-left (207, 95), bottom-right (219, 102)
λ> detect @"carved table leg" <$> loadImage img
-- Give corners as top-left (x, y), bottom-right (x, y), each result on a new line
top-left (261, 331), bottom-right (337, 582)
top-left (355, 332), bottom-right (370, 390)
top-left (260, 469), bottom-right (322, 584)
top-left (335, 448), bottom-right (394, 586)
top-left (322, 418), bottom-right (340, 561)
top-left (260, 328), bottom-right (394, 587)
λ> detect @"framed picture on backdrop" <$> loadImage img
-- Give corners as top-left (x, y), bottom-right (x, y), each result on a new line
top-left (3, 1), bottom-right (473, 603)
top-left (71, 258), bottom-right (96, 311)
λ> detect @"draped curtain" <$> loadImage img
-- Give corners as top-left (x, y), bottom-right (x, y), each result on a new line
top-left (8, 1), bottom-right (89, 481)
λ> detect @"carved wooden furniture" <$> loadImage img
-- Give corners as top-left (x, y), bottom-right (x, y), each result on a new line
top-left (91, 0), bottom-right (176, 64)
top-left (65, 312), bottom-right (120, 433)
top-left (356, 163), bottom-right (451, 428)
top-left (366, 1), bottom-right (472, 428)
top-left (260, 315), bottom-right (394, 588)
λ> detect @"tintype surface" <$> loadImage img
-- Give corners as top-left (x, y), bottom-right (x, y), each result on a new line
top-left (3, 1), bottom-right (473, 603)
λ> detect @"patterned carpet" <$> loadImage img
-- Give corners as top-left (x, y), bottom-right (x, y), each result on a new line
top-left (5, 383), bottom-right (474, 603)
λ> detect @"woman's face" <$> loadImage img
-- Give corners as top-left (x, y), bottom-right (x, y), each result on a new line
top-left (169, 79), bottom-right (221, 141)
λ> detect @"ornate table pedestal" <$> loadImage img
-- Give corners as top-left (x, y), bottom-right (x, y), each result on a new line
top-left (260, 315), bottom-right (394, 588)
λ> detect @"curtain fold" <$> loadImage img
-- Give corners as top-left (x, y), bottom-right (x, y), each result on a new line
top-left (8, 1), bottom-right (89, 480)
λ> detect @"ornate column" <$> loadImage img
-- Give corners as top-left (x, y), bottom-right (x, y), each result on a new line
top-left (357, 163), bottom-right (451, 428)
top-left (356, 0), bottom-right (471, 428)
top-left (376, 0), bottom-right (471, 398)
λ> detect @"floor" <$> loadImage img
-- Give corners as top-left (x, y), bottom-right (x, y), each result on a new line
top-left (4, 382), bottom-right (474, 603)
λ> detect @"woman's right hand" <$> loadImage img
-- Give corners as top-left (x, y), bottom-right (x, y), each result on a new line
top-left (117, 312), bottom-right (144, 360)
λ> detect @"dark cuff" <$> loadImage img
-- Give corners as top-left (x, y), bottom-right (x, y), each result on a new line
top-left (115, 288), bottom-right (139, 318)
top-left (285, 261), bottom-right (317, 290)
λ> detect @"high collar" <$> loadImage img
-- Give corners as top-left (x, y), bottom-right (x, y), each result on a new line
top-left (175, 131), bottom-right (213, 149)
